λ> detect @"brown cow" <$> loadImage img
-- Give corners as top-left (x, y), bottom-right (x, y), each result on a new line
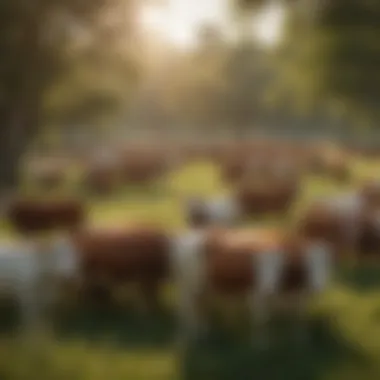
top-left (6, 197), bottom-right (86, 235)
top-left (308, 145), bottom-right (351, 183)
top-left (184, 178), bottom-right (299, 228)
top-left (236, 178), bottom-right (299, 216)
top-left (37, 224), bottom-right (332, 346)
top-left (63, 224), bottom-right (171, 307)
top-left (120, 149), bottom-right (172, 185)
top-left (220, 151), bottom-right (303, 186)
top-left (82, 147), bottom-right (126, 194)
top-left (171, 227), bottom-right (333, 345)
top-left (220, 157), bottom-right (249, 184)
top-left (296, 189), bottom-right (380, 261)
top-left (84, 163), bottom-right (121, 195)
top-left (26, 159), bottom-right (68, 191)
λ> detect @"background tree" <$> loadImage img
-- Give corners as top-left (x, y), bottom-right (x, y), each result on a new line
top-left (235, 0), bottom-right (380, 134)
top-left (0, 0), bottom-right (142, 190)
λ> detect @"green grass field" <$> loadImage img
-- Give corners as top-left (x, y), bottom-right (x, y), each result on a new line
top-left (1, 159), bottom-right (380, 380)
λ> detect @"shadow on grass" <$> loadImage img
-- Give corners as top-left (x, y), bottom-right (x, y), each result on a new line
top-left (0, 263), bottom-right (379, 380)
top-left (181, 317), bottom-right (367, 380)
top-left (0, 301), bottom-right (176, 350)
top-left (54, 304), bottom-right (176, 349)
top-left (339, 263), bottom-right (380, 290)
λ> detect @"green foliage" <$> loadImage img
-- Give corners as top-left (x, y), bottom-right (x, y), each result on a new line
top-left (44, 0), bottom-right (143, 126)
top-left (275, 0), bottom-right (380, 126)
top-left (0, 0), bottom-right (144, 188)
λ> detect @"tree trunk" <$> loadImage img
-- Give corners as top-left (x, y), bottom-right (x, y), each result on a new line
top-left (0, 96), bottom-right (40, 192)
top-left (0, 3), bottom-right (46, 193)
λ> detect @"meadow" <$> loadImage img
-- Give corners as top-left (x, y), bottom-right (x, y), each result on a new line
top-left (1, 159), bottom-right (380, 380)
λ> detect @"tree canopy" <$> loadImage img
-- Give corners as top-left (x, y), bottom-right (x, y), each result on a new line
top-left (0, 0), bottom-right (143, 189)
top-left (256, 0), bottom-right (380, 127)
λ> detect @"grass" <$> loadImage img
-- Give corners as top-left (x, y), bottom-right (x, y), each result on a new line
top-left (1, 158), bottom-right (380, 379)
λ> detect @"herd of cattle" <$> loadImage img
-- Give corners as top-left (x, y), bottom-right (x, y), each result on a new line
top-left (2, 139), bottom-right (380, 345)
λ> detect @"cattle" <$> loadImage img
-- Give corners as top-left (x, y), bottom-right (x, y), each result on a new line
top-left (0, 238), bottom-right (80, 332)
top-left (220, 150), bottom-right (303, 186)
top-left (296, 189), bottom-right (380, 261)
top-left (82, 148), bottom-right (124, 195)
top-left (120, 149), bottom-right (172, 185)
top-left (184, 177), bottom-right (299, 228)
top-left (0, 224), bottom-right (174, 329)
top-left (59, 225), bottom-right (171, 308)
top-left (170, 227), bottom-right (333, 345)
top-left (220, 155), bottom-right (266, 185)
top-left (360, 180), bottom-right (380, 208)
top-left (236, 178), bottom-right (299, 216)
top-left (1, 221), bottom-right (333, 345)
top-left (308, 145), bottom-right (351, 183)
top-left (84, 164), bottom-right (121, 195)
top-left (6, 197), bottom-right (86, 236)
top-left (184, 194), bottom-right (241, 228)
top-left (26, 159), bottom-right (68, 191)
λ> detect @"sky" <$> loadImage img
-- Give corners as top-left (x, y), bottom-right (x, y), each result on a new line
top-left (139, 0), bottom-right (285, 50)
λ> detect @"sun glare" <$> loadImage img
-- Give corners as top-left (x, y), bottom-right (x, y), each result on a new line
top-left (253, 2), bottom-right (284, 46)
top-left (139, 4), bottom-right (196, 48)
top-left (139, 0), bottom-right (284, 50)
top-left (139, 0), bottom-right (232, 50)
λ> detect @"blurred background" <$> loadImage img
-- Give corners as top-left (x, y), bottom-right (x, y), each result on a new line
top-left (1, 0), bottom-right (380, 379)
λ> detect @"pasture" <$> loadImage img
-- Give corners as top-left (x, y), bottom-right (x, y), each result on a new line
top-left (1, 158), bottom-right (380, 380)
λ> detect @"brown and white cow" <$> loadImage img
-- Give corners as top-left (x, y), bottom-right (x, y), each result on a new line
top-left (13, 217), bottom-right (333, 346)
top-left (297, 187), bottom-right (380, 261)
top-left (184, 178), bottom-right (299, 228)
top-left (170, 227), bottom-right (333, 346)
top-left (0, 237), bottom-right (82, 333)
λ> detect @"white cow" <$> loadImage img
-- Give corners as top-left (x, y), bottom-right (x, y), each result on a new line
top-left (0, 237), bottom-right (80, 331)
top-left (185, 194), bottom-right (241, 227)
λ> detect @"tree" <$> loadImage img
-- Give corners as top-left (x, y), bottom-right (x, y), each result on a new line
top-left (0, 0), bottom-right (140, 191)
top-left (244, 0), bottom-right (380, 129)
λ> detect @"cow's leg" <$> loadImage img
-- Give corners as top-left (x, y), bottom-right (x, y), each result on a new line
top-left (251, 250), bottom-right (284, 348)
top-left (299, 241), bottom-right (332, 343)
top-left (17, 280), bottom-right (43, 339)
top-left (174, 261), bottom-right (210, 351)
top-left (170, 231), bottom-right (207, 350)
top-left (176, 283), bottom-right (205, 351)
top-left (342, 208), bottom-right (360, 266)
top-left (291, 289), bottom-right (310, 344)
top-left (250, 292), bottom-right (272, 348)
top-left (139, 279), bottom-right (162, 314)
top-left (84, 274), bottom-right (113, 307)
